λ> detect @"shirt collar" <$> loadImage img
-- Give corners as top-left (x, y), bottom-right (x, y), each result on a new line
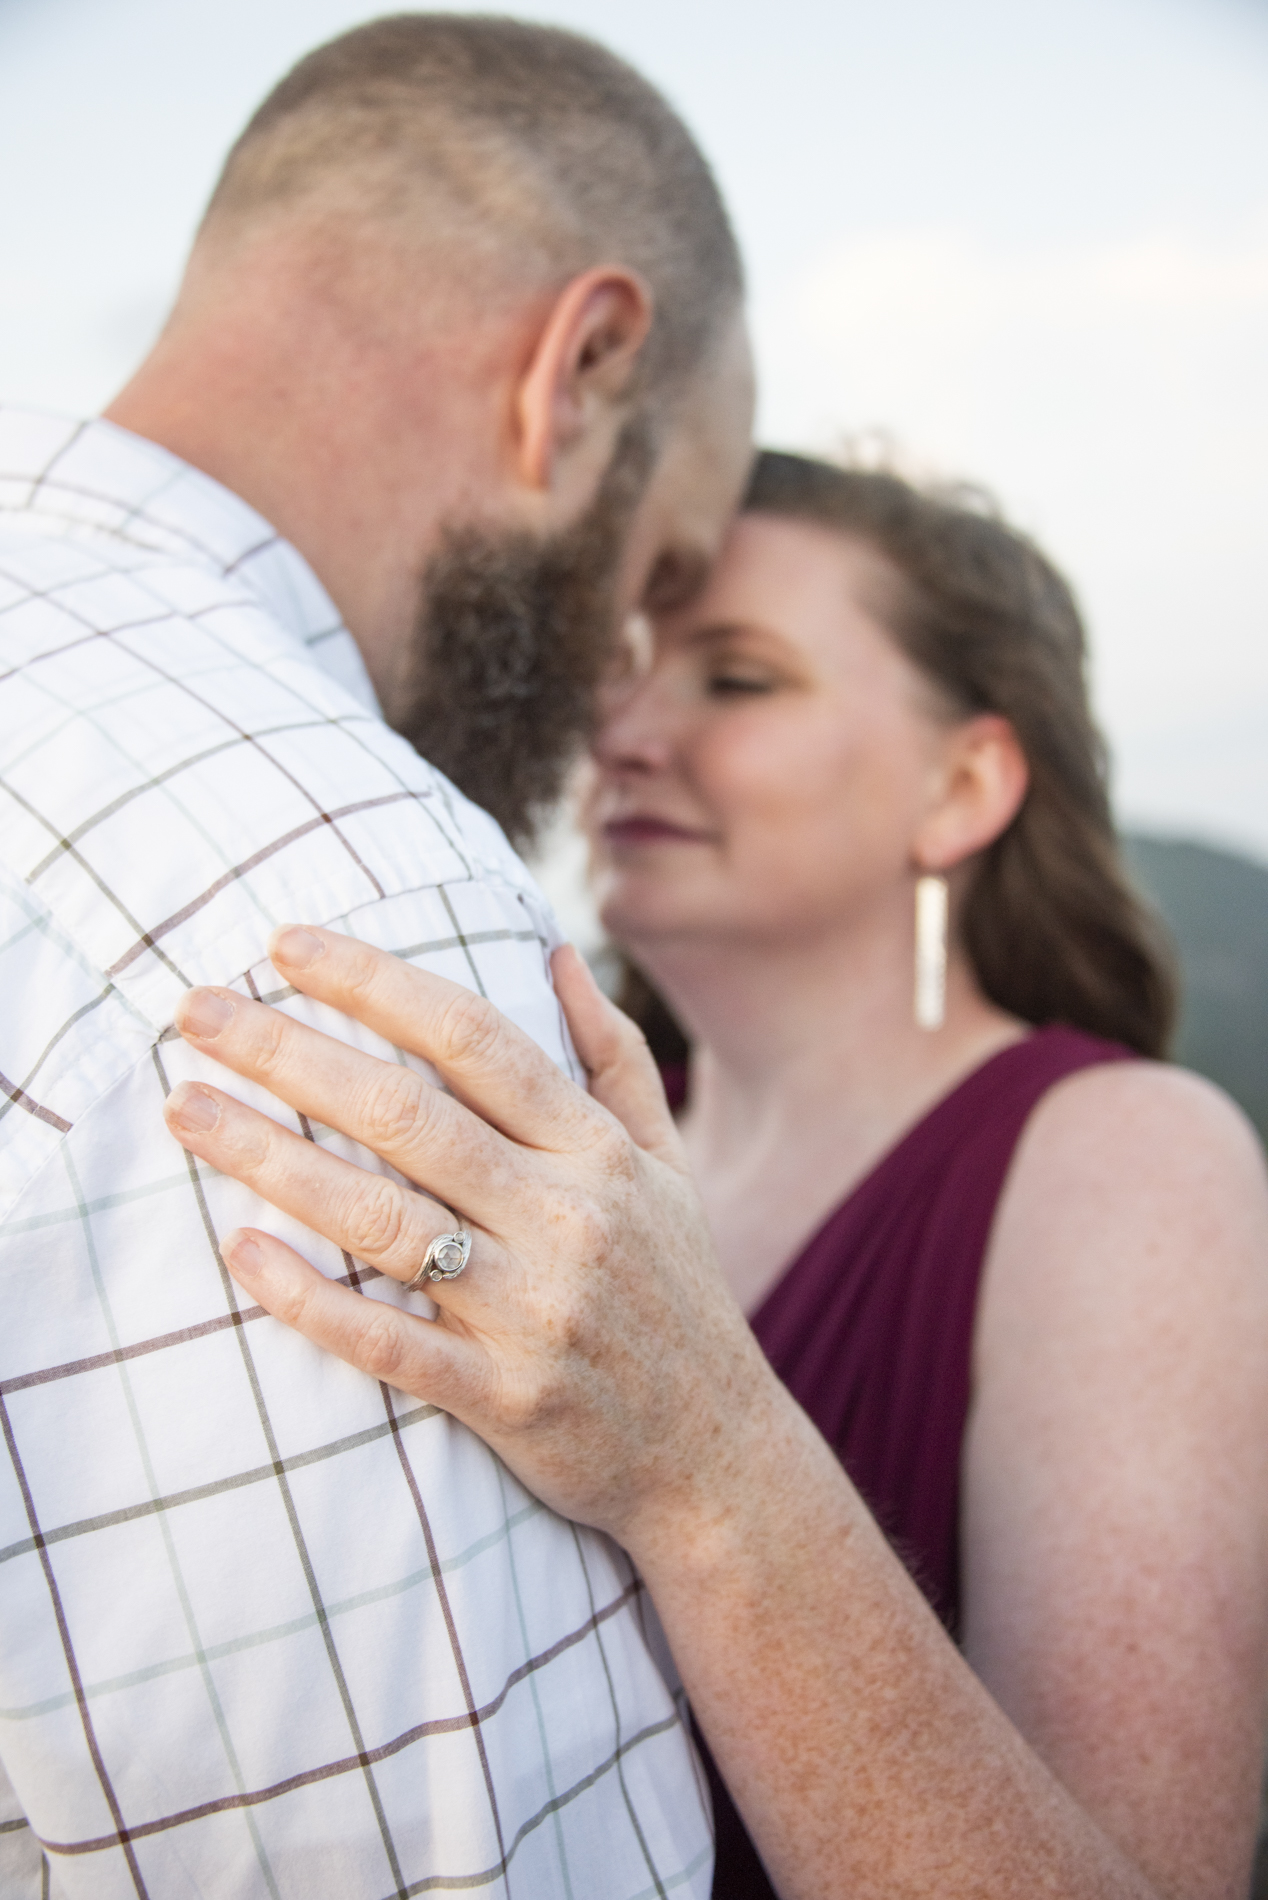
top-left (0, 406), bottom-right (382, 715)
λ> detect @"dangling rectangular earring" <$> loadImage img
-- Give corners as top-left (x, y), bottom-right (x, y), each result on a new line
top-left (914, 874), bottom-right (948, 1031)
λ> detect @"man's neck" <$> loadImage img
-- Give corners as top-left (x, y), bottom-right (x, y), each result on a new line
top-left (102, 274), bottom-right (488, 721)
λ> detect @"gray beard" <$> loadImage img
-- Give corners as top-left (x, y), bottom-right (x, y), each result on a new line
top-left (391, 423), bottom-right (653, 850)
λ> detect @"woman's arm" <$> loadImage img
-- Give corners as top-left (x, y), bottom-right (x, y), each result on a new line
top-left (162, 927), bottom-right (1268, 1900)
top-left (963, 1061), bottom-right (1268, 1898)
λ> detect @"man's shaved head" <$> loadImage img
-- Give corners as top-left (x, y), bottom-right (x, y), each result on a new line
top-left (201, 12), bottom-right (743, 408)
top-left (115, 16), bottom-right (754, 846)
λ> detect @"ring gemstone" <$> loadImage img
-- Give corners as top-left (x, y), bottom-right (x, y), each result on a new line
top-left (403, 1216), bottom-right (472, 1294)
top-left (428, 1239), bottom-right (467, 1281)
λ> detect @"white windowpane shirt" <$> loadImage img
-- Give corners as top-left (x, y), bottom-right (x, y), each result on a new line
top-left (0, 409), bottom-right (711, 1900)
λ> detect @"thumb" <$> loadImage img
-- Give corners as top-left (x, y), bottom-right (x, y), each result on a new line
top-left (550, 946), bottom-right (686, 1167)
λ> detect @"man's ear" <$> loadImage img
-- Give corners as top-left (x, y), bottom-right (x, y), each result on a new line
top-left (914, 714), bottom-right (1029, 873)
top-left (515, 266), bottom-right (654, 498)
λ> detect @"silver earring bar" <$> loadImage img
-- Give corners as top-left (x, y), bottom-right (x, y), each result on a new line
top-left (914, 874), bottom-right (948, 1031)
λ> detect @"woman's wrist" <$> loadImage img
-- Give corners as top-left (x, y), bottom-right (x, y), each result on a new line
top-left (617, 1361), bottom-right (853, 1595)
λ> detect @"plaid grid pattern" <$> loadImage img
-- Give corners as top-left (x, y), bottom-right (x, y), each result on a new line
top-left (0, 409), bottom-right (712, 1899)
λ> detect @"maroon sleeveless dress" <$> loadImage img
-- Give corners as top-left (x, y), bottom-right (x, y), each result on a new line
top-left (666, 1025), bottom-right (1135, 1900)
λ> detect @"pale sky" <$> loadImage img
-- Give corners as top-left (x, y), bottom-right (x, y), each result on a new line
top-left (3, 0), bottom-right (1266, 866)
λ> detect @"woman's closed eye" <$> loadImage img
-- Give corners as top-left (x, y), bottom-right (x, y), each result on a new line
top-left (679, 619), bottom-right (809, 701)
top-left (707, 666), bottom-right (778, 697)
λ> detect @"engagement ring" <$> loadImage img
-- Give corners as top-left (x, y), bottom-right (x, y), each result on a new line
top-left (403, 1218), bottom-right (472, 1291)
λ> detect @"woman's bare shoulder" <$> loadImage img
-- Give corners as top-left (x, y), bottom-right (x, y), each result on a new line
top-left (1001, 1055), bottom-right (1267, 1239)
top-left (1032, 1050), bottom-right (1260, 1141)
top-left (977, 1051), bottom-right (1268, 1382)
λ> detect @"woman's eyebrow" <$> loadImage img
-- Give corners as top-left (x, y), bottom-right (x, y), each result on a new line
top-left (680, 618), bottom-right (787, 652)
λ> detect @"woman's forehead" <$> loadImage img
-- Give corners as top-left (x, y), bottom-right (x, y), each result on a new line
top-left (655, 513), bottom-right (902, 658)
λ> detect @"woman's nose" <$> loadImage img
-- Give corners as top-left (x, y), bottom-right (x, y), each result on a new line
top-left (592, 672), bottom-right (678, 774)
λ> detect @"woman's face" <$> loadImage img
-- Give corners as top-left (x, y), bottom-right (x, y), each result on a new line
top-left (587, 512), bottom-right (961, 953)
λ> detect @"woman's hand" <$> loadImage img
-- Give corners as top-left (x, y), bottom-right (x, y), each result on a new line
top-left (163, 925), bottom-right (781, 1554)
top-left (162, 924), bottom-right (1194, 1900)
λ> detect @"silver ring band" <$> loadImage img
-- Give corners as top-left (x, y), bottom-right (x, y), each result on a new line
top-left (403, 1215), bottom-right (472, 1292)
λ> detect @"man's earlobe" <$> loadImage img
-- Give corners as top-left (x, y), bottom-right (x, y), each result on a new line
top-left (515, 267), bottom-right (654, 493)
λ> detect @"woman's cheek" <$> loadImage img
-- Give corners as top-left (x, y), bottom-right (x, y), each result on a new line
top-left (696, 708), bottom-right (829, 825)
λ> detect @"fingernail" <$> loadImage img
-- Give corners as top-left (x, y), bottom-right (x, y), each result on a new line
top-left (222, 1230), bottom-right (262, 1274)
top-left (167, 1084), bottom-right (221, 1134)
top-left (271, 926), bottom-right (326, 971)
top-left (179, 989), bottom-right (235, 1040)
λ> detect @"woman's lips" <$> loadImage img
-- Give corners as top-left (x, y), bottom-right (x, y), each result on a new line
top-left (602, 816), bottom-right (713, 848)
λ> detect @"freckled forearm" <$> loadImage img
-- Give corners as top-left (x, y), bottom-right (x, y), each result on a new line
top-left (624, 1395), bottom-right (1159, 1900)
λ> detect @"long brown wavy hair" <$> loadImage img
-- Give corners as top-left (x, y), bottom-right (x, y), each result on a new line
top-left (619, 449), bottom-right (1177, 1062)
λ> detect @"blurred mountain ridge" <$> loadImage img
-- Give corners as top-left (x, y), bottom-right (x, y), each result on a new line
top-left (1123, 832), bottom-right (1268, 1142)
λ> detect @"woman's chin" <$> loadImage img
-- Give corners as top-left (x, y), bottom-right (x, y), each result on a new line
top-left (596, 878), bottom-right (708, 949)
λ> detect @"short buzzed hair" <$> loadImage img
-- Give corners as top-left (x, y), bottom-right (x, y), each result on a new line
top-left (203, 13), bottom-right (744, 407)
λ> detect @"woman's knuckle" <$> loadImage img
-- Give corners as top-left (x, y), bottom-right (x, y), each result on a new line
top-left (251, 1004), bottom-right (292, 1074)
top-left (479, 1354), bottom-right (552, 1435)
top-left (359, 1067), bottom-right (431, 1149)
top-left (346, 1174), bottom-right (408, 1258)
top-left (357, 1308), bottom-right (407, 1383)
top-left (341, 944), bottom-right (386, 1012)
top-left (218, 1102), bottom-right (273, 1175)
top-left (269, 1270), bottom-right (313, 1332)
top-left (438, 989), bottom-right (501, 1067)
top-left (498, 1383), bottom-right (545, 1436)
